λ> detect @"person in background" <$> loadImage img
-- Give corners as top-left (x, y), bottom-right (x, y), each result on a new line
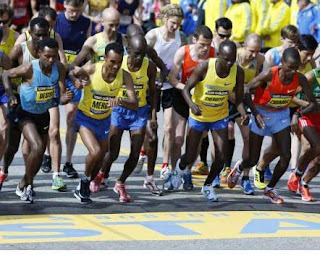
top-left (11, 0), bottom-right (30, 33)
top-left (83, 0), bottom-right (109, 35)
top-left (31, 0), bottom-right (56, 16)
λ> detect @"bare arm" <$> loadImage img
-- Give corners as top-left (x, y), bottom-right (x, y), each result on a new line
top-left (9, 44), bottom-right (23, 67)
top-left (14, 32), bottom-right (26, 46)
top-left (70, 36), bottom-right (95, 69)
top-left (262, 50), bottom-right (274, 72)
top-left (57, 62), bottom-right (73, 105)
top-left (120, 70), bottom-right (139, 110)
top-left (145, 29), bottom-right (157, 48)
top-left (298, 73), bottom-right (317, 117)
top-left (147, 60), bottom-right (158, 122)
top-left (31, 0), bottom-right (38, 16)
top-left (182, 61), bottom-right (209, 116)
top-left (146, 45), bottom-right (168, 86)
top-left (1, 52), bottom-right (11, 70)
top-left (55, 33), bottom-right (68, 69)
top-left (234, 66), bottom-right (247, 118)
top-left (169, 46), bottom-right (185, 90)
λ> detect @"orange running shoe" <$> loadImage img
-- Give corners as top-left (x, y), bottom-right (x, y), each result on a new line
top-left (220, 167), bottom-right (231, 183)
top-left (227, 161), bottom-right (242, 189)
top-left (0, 172), bottom-right (8, 191)
top-left (299, 183), bottom-right (313, 202)
top-left (89, 172), bottom-right (104, 193)
top-left (192, 162), bottom-right (209, 175)
top-left (263, 188), bottom-right (284, 204)
top-left (113, 180), bottom-right (132, 203)
top-left (287, 172), bottom-right (300, 193)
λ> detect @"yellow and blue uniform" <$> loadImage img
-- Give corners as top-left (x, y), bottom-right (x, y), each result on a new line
top-left (75, 63), bottom-right (123, 141)
top-left (111, 55), bottom-right (150, 131)
top-left (0, 51), bottom-right (8, 105)
top-left (225, 2), bottom-right (252, 43)
top-left (261, 0), bottom-right (290, 48)
top-left (189, 58), bottom-right (237, 132)
top-left (93, 32), bottom-right (123, 63)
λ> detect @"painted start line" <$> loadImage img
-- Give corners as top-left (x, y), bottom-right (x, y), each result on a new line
top-left (0, 211), bottom-right (320, 244)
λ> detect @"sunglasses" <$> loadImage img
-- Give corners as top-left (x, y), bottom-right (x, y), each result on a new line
top-left (0, 19), bottom-right (9, 25)
top-left (217, 32), bottom-right (231, 39)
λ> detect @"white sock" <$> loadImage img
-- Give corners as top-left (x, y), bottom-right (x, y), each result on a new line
top-left (300, 178), bottom-right (308, 186)
top-left (266, 186), bottom-right (273, 191)
top-left (146, 175), bottom-right (153, 182)
top-left (295, 168), bottom-right (303, 176)
top-left (52, 172), bottom-right (59, 179)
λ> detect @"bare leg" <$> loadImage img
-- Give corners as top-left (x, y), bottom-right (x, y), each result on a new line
top-left (162, 107), bottom-right (174, 165)
top-left (48, 107), bottom-right (61, 173)
top-left (65, 102), bottom-right (78, 164)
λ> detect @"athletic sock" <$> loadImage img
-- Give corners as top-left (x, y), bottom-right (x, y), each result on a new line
top-left (162, 163), bottom-right (168, 168)
top-left (146, 175), bottom-right (153, 183)
top-left (300, 178), bottom-right (308, 187)
top-left (295, 168), bottom-right (303, 177)
top-left (52, 172), bottom-right (59, 179)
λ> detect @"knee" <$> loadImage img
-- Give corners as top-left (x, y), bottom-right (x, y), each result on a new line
top-left (163, 124), bottom-right (174, 137)
top-left (89, 146), bottom-right (101, 159)
top-left (49, 127), bottom-right (60, 142)
top-left (174, 136), bottom-right (184, 148)
top-left (228, 123), bottom-right (235, 138)
top-left (66, 111), bottom-right (77, 126)
top-left (30, 140), bottom-right (44, 155)
top-left (110, 151), bottom-right (119, 162)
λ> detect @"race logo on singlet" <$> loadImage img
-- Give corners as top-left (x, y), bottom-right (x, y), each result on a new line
top-left (203, 85), bottom-right (229, 107)
top-left (90, 93), bottom-right (113, 114)
top-left (267, 94), bottom-right (292, 108)
top-left (64, 50), bottom-right (78, 64)
top-left (35, 86), bottom-right (55, 103)
top-left (121, 84), bottom-right (142, 102)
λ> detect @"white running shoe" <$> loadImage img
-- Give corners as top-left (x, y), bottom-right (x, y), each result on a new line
top-left (201, 184), bottom-right (219, 202)
top-left (160, 165), bottom-right (171, 180)
top-left (143, 180), bottom-right (163, 196)
top-left (133, 155), bottom-right (146, 174)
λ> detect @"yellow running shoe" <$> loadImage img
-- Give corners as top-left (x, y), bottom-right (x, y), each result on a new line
top-left (192, 162), bottom-right (209, 175)
top-left (220, 167), bottom-right (231, 183)
top-left (253, 165), bottom-right (267, 189)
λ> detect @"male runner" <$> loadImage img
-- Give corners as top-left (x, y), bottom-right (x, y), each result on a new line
top-left (166, 40), bottom-right (249, 201)
top-left (229, 47), bottom-right (317, 204)
top-left (2, 38), bottom-right (73, 203)
top-left (69, 42), bottom-right (138, 203)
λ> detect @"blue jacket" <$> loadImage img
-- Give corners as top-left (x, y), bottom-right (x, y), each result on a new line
top-left (297, 4), bottom-right (320, 37)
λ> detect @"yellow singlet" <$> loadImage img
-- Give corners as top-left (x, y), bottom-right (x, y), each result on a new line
top-left (237, 48), bottom-right (258, 84)
top-left (89, 0), bottom-right (109, 15)
top-left (120, 55), bottom-right (149, 107)
top-left (78, 63), bottom-right (123, 119)
top-left (191, 58), bottom-right (237, 123)
top-left (0, 28), bottom-right (15, 55)
top-left (93, 32), bottom-right (108, 63)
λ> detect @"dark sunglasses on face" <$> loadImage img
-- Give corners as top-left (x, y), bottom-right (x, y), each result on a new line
top-left (217, 32), bottom-right (231, 39)
top-left (0, 19), bottom-right (9, 25)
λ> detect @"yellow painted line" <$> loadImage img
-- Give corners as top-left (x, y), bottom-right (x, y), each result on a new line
top-left (1, 211), bottom-right (320, 244)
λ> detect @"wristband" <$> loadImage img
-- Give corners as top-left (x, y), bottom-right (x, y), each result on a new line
top-left (294, 111), bottom-right (301, 117)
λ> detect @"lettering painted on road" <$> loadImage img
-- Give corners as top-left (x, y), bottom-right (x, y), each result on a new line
top-left (1, 211), bottom-right (320, 244)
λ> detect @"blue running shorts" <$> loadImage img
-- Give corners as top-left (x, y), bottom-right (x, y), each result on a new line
top-left (0, 88), bottom-right (8, 105)
top-left (111, 105), bottom-right (150, 131)
top-left (188, 116), bottom-right (229, 132)
top-left (74, 110), bottom-right (111, 141)
top-left (249, 107), bottom-right (290, 137)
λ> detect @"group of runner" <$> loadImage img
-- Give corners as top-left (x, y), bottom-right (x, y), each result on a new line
top-left (0, 1), bottom-right (319, 205)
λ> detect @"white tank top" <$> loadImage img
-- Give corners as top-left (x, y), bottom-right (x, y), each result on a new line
top-left (153, 28), bottom-right (181, 90)
top-left (21, 42), bottom-right (37, 64)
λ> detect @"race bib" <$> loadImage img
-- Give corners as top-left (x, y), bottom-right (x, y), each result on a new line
top-left (36, 86), bottom-right (55, 103)
top-left (202, 85), bottom-right (229, 108)
top-left (65, 51), bottom-right (77, 64)
top-left (90, 94), bottom-right (111, 114)
top-left (267, 95), bottom-right (292, 108)
top-left (14, 8), bottom-right (27, 18)
top-left (120, 15), bottom-right (132, 25)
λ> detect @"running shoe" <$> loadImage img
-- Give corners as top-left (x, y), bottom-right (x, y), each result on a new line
top-left (212, 174), bottom-right (220, 188)
top-left (298, 183), bottom-right (313, 202)
top-left (264, 166), bottom-right (273, 181)
top-left (113, 180), bottom-right (132, 203)
top-left (171, 160), bottom-right (184, 189)
top-left (287, 172), bottom-right (300, 193)
top-left (52, 175), bottom-right (67, 192)
top-left (240, 179), bottom-right (254, 195)
top-left (227, 161), bottom-right (242, 189)
top-left (201, 184), bottom-right (219, 202)
top-left (183, 173), bottom-right (194, 191)
top-left (15, 184), bottom-right (35, 197)
top-left (133, 155), bottom-right (146, 174)
top-left (160, 165), bottom-right (171, 180)
top-left (100, 178), bottom-right (110, 189)
top-left (163, 173), bottom-right (174, 191)
top-left (89, 172), bottom-right (104, 193)
top-left (74, 176), bottom-right (92, 204)
top-left (263, 188), bottom-right (284, 204)
top-left (20, 185), bottom-right (34, 203)
top-left (253, 165), bottom-right (267, 189)
top-left (0, 172), bottom-right (8, 191)
top-left (62, 163), bottom-right (79, 178)
top-left (143, 180), bottom-right (163, 196)
top-left (193, 162), bottom-right (209, 175)
top-left (41, 154), bottom-right (52, 173)
top-left (220, 167), bottom-right (231, 183)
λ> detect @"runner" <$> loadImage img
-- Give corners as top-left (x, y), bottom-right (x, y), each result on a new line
top-left (224, 33), bottom-right (264, 194)
top-left (69, 42), bottom-right (137, 203)
top-left (165, 40), bottom-right (249, 201)
top-left (54, 0), bottom-right (91, 178)
top-left (1, 38), bottom-right (73, 203)
top-left (168, 25), bottom-right (215, 191)
top-left (229, 47), bottom-right (317, 204)
top-left (194, 17), bottom-right (233, 177)
top-left (287, 66), bottom-right (320, 202)
top-left (96, 36), bottom-right (158, 201)
top-left (0, 27), bottom-right (11, 191)
top-left (145, 3), bottom-right (185, 179)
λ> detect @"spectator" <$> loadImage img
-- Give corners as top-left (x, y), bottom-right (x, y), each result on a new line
top-left (204, 0), bottom-right (227, 33)
top-left (297, 0), bottom-right (320, 38)
top-left (115, 0), bottom-right (142, 34)
top-left (290, 0), bottom-right (318, 26)
top-left (251, 0), bottom-right (269, 36)
top-left (260, 0), bottom-right (291, 51)
top-left (225, 0), bottom-right (252, 44)
top-left (139, 0), bottom-right (156, 34)
top-left (182, 4), bottom-right (197, 37)
top-left (11, 0), bottom-right (31, 32)
top-left (83, 0), bottom-right (109, 35)
top-left (31, 0), bottom-right (56, 16)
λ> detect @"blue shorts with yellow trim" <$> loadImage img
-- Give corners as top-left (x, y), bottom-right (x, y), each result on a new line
top-left (65, 78), bottom-right (82, 103)
top-left (188, 116), bottom-right (229, 132)
top-left (74, 110), bottom-right (111, 141)
top-left (111, 105), bottom-right (150, 131)
top-left (249, 107), bottom-right (290, 137)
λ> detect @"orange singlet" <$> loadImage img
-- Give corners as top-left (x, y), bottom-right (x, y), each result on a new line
top-left (253, 66), bottom-right (299, 111)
